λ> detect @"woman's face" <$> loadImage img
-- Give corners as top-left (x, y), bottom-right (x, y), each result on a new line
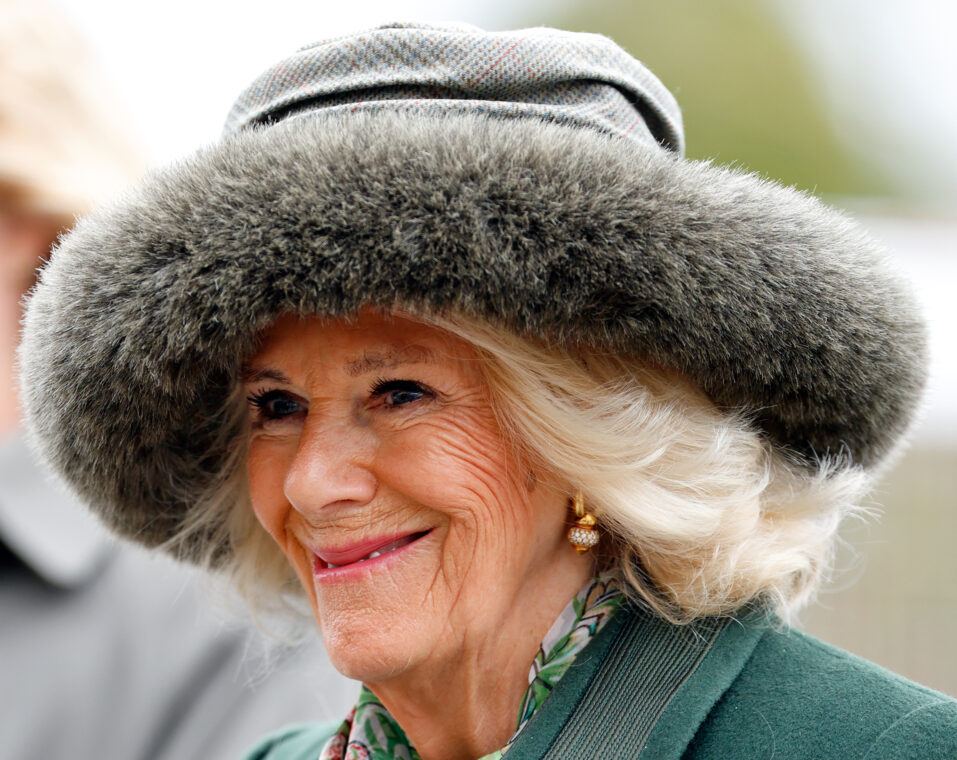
top-left (244, 310), bottom-right (585, 683)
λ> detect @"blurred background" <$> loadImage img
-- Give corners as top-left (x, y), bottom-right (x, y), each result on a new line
top-left (45, 0), bottom-right (957, 697)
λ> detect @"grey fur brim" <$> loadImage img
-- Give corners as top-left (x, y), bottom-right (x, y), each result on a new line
top-left (19, 112), bottom-right (927, 559)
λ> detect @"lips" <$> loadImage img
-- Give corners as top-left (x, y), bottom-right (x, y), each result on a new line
top-left (313, 530), bottom-right (431, 570)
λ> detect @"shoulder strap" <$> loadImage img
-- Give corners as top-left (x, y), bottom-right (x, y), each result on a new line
top-left (509, 604), bottom-right (767, 759)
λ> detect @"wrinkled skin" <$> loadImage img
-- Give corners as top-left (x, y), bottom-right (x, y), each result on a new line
top-left (244, 309), bottom-right (592, 760)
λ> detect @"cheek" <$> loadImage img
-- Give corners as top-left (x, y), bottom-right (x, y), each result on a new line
top-left (247, 439), bottom-right (323, 625)
top-left (246, 440), bottom-right (294, 545)
top-left (380, 408), bottom-right (537, 541)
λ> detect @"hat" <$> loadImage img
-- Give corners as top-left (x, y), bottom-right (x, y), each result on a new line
top-left (19, 23), bottom-right (927, 560)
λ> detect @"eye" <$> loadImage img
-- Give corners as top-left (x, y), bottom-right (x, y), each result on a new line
top-left (370, 379), bottom-right (433, 408)
top-left (247, 389), bottom-right (306, 423)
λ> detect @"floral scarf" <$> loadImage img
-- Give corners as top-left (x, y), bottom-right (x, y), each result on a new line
top-left (319, 575), bottom-right (623, 760)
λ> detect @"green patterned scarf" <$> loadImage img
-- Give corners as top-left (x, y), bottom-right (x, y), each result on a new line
top-left (319, 575), bottom-right (623, 760)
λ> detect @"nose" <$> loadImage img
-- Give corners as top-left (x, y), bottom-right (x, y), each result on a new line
top-left (283, 412), bottom-right (378, 516)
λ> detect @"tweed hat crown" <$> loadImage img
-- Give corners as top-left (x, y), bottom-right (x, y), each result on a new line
top-left (19, 23), bottom-right (927, 561)
top-left (224, 22), bottom-right (683, 152)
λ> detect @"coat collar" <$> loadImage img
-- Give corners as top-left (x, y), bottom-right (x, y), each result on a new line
top-left (0, 432), bottom-right (113, 588)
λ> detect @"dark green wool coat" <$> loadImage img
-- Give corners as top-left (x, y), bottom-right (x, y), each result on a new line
top-left (246, 606), bottom-right (957, 759)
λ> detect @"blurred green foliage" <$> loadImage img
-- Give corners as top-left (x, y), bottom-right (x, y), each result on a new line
top-left (530, 0), bottom-right (894, 197)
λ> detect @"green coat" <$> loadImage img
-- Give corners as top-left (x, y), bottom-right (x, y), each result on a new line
top-left (245, 606), bottom-right (957, 759)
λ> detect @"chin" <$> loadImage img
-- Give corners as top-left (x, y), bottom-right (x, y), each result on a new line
top-left (302, 526), bottom-right (451, 682)
top-left (319, 611), bottom-right (429, 683)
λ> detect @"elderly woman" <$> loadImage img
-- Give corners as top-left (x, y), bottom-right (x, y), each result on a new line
top-left (19, 23), bottom-right (957, 760)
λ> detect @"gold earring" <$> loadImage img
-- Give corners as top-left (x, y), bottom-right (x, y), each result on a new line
top-left (567, 490), bottom-right (599, 554)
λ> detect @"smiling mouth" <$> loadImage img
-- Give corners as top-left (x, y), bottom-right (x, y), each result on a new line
top-left (314, 530), bottom-right (432, 571)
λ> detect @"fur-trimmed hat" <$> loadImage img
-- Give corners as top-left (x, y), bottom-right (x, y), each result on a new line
top-left (19, 23), bottom-right (927, 561)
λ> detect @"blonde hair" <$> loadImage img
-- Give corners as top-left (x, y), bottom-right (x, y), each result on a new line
top-left (175, 310), bottom-right (870, 627)
top-left (425, 313), bottom-right (870, 624)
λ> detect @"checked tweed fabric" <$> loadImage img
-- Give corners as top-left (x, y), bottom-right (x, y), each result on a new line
top-left (224, 21), bottom-right (684, 154)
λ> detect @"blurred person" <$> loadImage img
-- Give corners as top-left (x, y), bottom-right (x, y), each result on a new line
top-left (0, 2), bottom-right (354, 758)
top-left (18, 22), bottom-right (957, 760)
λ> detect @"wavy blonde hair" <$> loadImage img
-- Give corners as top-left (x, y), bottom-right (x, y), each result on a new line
top-left (182, 310), bottom-right (870, 627)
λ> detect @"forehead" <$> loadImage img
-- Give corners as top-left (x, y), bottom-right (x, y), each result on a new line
top-left (244, 309), bottom-right (472, 378)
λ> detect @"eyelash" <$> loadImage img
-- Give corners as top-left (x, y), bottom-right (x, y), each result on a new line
top-left (246, 378), bottom-right (434, 422)
top-left (246, 389), bottom-right (305, 422)
top-left (369, 378), bottom-right (434, 408)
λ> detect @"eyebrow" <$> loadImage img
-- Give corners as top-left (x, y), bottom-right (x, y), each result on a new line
top-left (241, 367), bottom-right (292, 385)
top-left (345, 346), bottom-right (434, 376)
top-left (241, 346), bottom-right (435, 384)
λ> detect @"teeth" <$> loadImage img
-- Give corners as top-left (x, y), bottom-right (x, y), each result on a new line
top-left (321, 547), bottom-right (390, 570)
top-left (356, 541), bottom-right (404, 562)
top-left (320, 531), bottom-right (427, 570)
top-left (350, 549), bottom-right (385, 564)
